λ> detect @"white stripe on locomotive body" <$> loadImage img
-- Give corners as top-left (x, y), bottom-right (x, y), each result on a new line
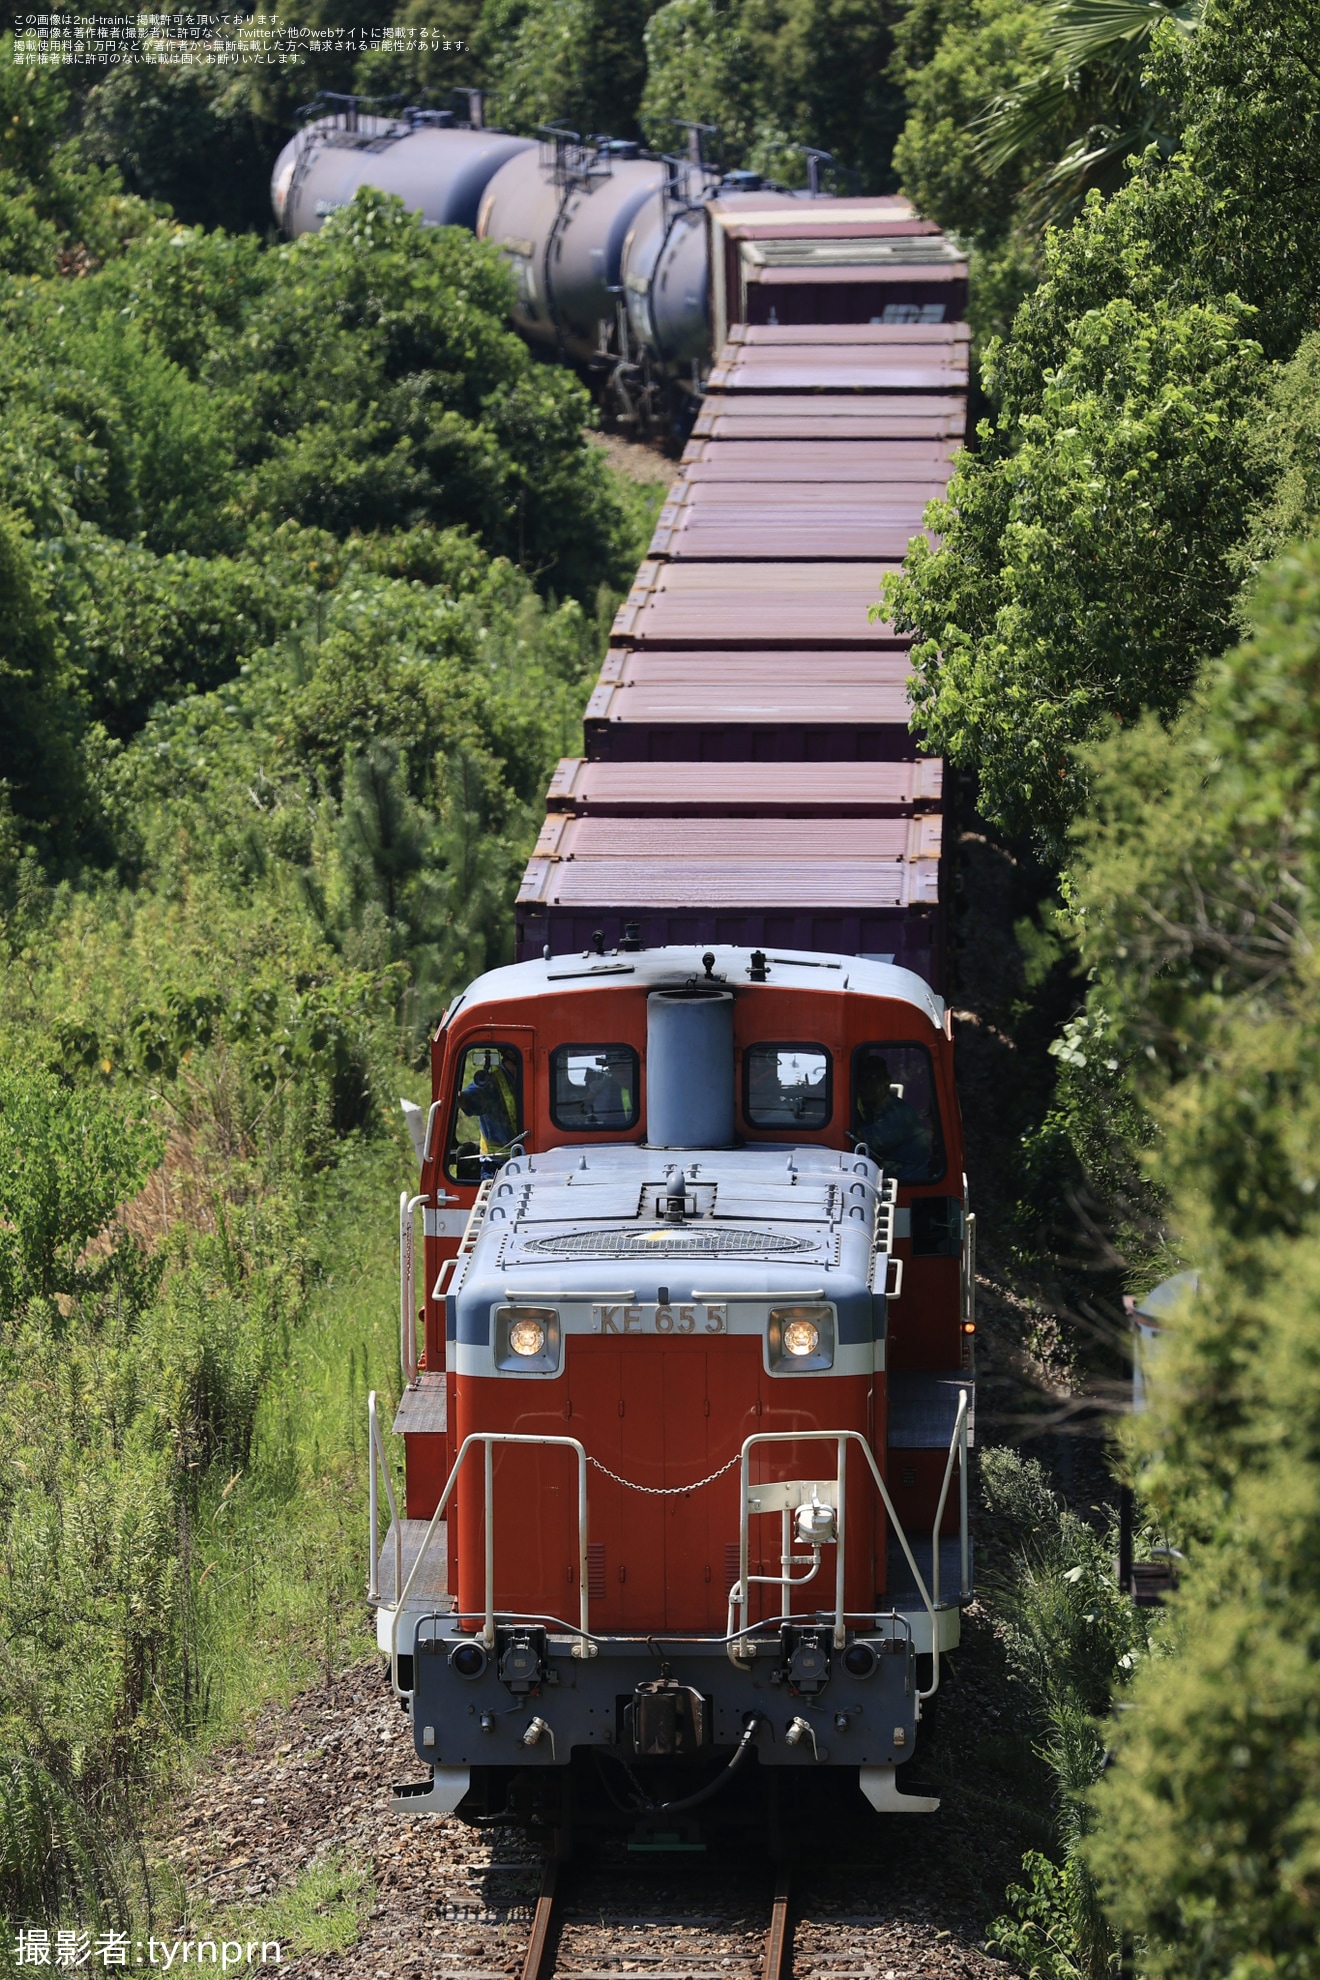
top-left (447, 1141), bottom-right (891, 1380)
top-left (423, 1206), bottom-right (472, 1238)
top-left (448, 1302), bottom-right (882, 1379)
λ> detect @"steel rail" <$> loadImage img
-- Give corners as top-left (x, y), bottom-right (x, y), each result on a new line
top-left (762, 1868), bottom-right (793, 1980)
top-left (520, 1860), bottom-right (793, 1980)
top-left (521, 1857), bottom-right (561, 1980)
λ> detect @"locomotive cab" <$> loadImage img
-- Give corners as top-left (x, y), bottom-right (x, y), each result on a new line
top-left (371, 945), bottom-right (973, 1829)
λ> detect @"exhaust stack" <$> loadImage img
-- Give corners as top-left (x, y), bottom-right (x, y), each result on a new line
top-left (646, 990), bottom-right (735, 1148)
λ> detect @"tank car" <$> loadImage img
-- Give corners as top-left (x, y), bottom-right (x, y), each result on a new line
top-left (271, 100), bottom-right (533, 239)
top-left (475, 134), bottom-right (667, 366)
top-left (373, 943), bottom-right (974, 1836)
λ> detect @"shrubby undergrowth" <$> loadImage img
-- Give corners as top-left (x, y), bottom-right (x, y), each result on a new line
top-left (884, 2), bottom-right (1320, 1968)
top-left (0, 36), bottom-right (664, 1944)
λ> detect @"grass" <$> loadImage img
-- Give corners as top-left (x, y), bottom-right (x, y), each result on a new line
top-left (208, 1852), bottom-right (375, 1959)
top-left (182, 1124), bottom-right (417, 1758)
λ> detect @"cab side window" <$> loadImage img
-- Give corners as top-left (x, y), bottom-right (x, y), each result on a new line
top-left (447, 1043), bottom-right (524, 1184)
top-left (744, 1043), bottom-right (831, 1129)
top-left (550, 1045), bottom-right (640, 1132)
top-left (851, 1042), bottom-right (945, 1183)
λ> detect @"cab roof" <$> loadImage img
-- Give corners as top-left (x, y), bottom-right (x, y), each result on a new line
top-left (441, 944), bottom-right (945, 1035)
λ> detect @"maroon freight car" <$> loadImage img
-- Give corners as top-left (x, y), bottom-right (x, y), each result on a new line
top-left (611, 561), bottom-right (906, 648)
top-left (705, 346), bottom-right (970, 395)
top-left (531, 813), bottom-right (942, 864)
top-left (648, 497), bottom-right (935, 562)
top-left (544, 757), bottom-right (943, 817)
top-left (689, 396), bottom-right (967, 442)
top-left (583, 650), bottom-right (919, 761)
top-left (679, 437), bottom-right (960, 481)
top-left (514, 855), bottom-right (943, 978)
top-left (706, 195), bottom-right (970, 342)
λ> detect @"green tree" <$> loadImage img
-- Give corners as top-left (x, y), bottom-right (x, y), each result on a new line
top-left (0, 512), bottom-right (87, 855)
top-left (885, 288), bottom-right (1265, 855)
top-left (970, 0), bottom-right (1200, 229)
top-left (223, 190), bottom-right (634, 598)
top-left (641, 0), bottom-right (763, 164)
top-left (477, 0), bottom-right (654, 139)
top-left (0, 1065), bottom-right (162, 1319)
top-left (78, 65), bottom-right (281, 236)
top-left (643, 0), bottom-right (907, 187)
top-left (1058, 534), bottom-right (1320, 1970)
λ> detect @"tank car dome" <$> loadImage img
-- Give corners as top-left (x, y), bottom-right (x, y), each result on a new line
top-left (272, 117), bottom-right (535, 239)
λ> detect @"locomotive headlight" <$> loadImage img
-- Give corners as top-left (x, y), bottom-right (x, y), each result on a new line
top-left (509, 1317), bottom-right (547, 1357)
top-left (768, 1303), bottom-right (835, 1373)
top-left (494, 1304), bottom-right (561, 1373)
top-left (783, 1317), bottom-right (821, 1358)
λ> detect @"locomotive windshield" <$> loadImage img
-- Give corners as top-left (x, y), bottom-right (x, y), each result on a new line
top-left (550, 1044), bottom-right (640, 1131)
top-left (851, 1042), bottom-right (946, 1182)
top-left (448, 1042), bottom-right (524, 1182)
top-left (744, 1043), bottom-right (831, 1128)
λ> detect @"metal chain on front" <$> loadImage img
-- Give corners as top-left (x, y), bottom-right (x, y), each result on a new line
top-left (587, 1452), bottom-right (742, 1496)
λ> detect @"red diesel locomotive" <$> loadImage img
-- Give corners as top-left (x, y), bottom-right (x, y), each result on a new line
top-left (372, 944), bottom-right (973, 1833)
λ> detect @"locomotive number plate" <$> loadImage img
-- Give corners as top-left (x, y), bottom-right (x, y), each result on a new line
top-left (592, 1302), bottom-right (729, 1336)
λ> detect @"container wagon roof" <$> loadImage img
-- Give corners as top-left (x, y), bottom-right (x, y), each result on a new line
top-left (691, 397), bottom-right (966, 442)
top-left (706, 195), bottom-right (934, 234)
top-left (532, 813), bottom-right (942, 863)
top-left (679, 438), bottom-right (961, 479)
top-left (705, 350), bottom-right (970, 394)
top-left (662, 479), bottom-right (949, 508)
top-left (516, 852), bottom-right (940, 912)
top-left (739, 252), bottom-right (967, 284)
top-left (611, 560), bottom-right (899, 646)
top-left (597, 647), bottom-right (913, 682)
top-left (725, 322), bottom-right (970, 348)
top-left (647, 499), bottom-right (935, 563)
top-left (544, 757), bottom-right (943, 815)
top-left (584, 675), bottom-right (914, 727)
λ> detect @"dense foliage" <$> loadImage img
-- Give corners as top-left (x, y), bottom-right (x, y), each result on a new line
top-left (888, 0), bottom-right (1320, 857)
top-left (0, 31), bottom-right (663, 1943)
top-left (881, 0), bottom-right (1320, 1969)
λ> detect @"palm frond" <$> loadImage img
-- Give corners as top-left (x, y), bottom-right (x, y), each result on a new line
top-left (968, 0), bottom-right (1204, 196)
top-left (971, 74), bottom-right (1084, 177)
top-left (1045, 0), bottom-right (1204, 70)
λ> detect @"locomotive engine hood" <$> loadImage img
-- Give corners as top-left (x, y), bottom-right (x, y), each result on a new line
top-left (447, 1142), bottom-right (893, 1380)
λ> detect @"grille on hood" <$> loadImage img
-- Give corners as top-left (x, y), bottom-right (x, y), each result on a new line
top-left (520, 1227), bottom-right (816, 1259)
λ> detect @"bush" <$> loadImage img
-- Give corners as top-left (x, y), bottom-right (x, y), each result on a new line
top-left (0, 1066), bottom-right (161, 1321)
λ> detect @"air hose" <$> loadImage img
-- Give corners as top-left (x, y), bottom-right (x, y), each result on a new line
top-left (650, 1712), bottom-right (766, 1815)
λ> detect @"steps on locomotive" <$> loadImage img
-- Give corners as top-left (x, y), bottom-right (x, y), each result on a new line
top-left (374, 1517), bottom-right (452, 1607)
top-left (886, 1537), bottom-right (973, 1655)
top-left (374, 1375), bottom-right (453, 1650)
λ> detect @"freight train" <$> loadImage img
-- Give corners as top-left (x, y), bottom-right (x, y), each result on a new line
top-left (271, 94), bottom-right (967, 432)
top-left (273, 102), bottom-right (976, 1839)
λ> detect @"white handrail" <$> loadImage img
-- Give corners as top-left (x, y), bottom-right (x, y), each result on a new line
top-left (735, 1412), bottom-right (968, 1703)
top-left (388, 1431), bottom-right (594, 1694)
top-left (399, 1191), bottom-right (426, 1386)
top-left (367, 1391), bottom-right (402, 1606)
top-left (931, 1388), bottom-right (970, 1607)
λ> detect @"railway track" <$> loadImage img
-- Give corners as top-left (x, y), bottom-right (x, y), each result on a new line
top-left (516, 1856), bottom-right (794, 1980)
top-left (423, 1820), bottom-right (984, 1980)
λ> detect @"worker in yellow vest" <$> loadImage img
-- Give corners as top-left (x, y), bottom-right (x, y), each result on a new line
top-left (459, 1050), bottom-right (520, 1177)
